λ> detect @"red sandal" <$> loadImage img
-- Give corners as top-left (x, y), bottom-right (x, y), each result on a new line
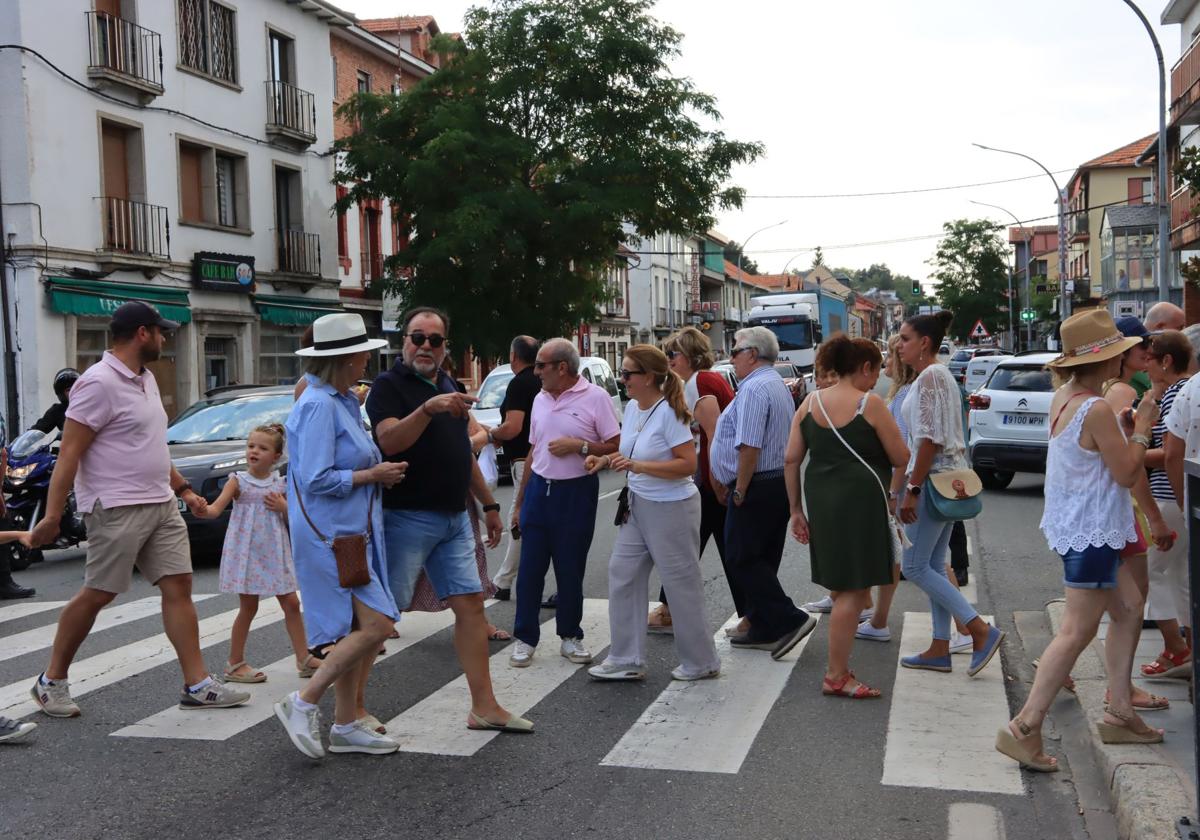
top-left (1141, 648), bottom-right (1192, 679)
top-left (822, 672), bottom-right (881, 699)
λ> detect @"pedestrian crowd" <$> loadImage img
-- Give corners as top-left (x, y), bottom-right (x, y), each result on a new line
top-left (1, 295), bottom-right (1194, 776)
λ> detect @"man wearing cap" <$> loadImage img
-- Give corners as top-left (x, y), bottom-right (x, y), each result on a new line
top-left (29, 301), bottom-right (250, 717)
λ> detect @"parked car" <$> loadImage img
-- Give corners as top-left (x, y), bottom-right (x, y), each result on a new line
top-left (966, 352), bottom-right (1057, 490)
top-left (949, 347), bottom-right (1003, 384)
top-left (963, 353), bottom-right (1012, 393)
top-left (773, 362), bottom-right (809, 407)
top-left (710, 363), bottom-right (739, 393)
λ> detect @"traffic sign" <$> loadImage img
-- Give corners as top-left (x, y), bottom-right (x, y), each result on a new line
top-left (970, 319), bottom-right (990, 339)
top-left (1020, 309), bottom-right (1037, 322)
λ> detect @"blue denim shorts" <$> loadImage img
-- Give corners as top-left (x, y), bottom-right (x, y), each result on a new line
top-left (383, 509), bottom-right (482, 609)
top-left (1059, 544), bottom-right (1120, 590)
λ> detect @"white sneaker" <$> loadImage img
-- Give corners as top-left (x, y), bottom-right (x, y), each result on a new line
top-left (855, 621), bottom-right (891, 642)
top-left (329, 720), bottom-right (400, 755)
top-left (560, 637), bottom-right (593, 664)
top-left (671, 665), bottom-right (720, 681)
top-left (949, 632), bottom-right (973, 654)
top-left (273, 692), bottom-right (325, 759)
top-left (802, 595), bottom-right (834, 613)
top-left (509, 641), bottom-right (536, 668)
top-left (859, 608), bottom-right (875, 623)
top-left (588, 660), bottom-right (646, 681)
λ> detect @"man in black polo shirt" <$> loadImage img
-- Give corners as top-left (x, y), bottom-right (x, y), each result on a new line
top-left (367, 307), bottom-right (531, 733)
top-left (486, 335), bottom-right (540, 599)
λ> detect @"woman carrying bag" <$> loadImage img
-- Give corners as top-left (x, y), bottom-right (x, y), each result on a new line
top-left (785, 335), bottom-right (909, 698)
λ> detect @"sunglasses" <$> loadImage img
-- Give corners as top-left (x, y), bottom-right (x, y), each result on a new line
top-left (730, 346), bottom-right (753, 358)
top-left (618, 368), bottom-right (645, 381)
top-left (406, 332), bottom-right (446, 348)
top-left (665, 350), bottom-right (680, 360)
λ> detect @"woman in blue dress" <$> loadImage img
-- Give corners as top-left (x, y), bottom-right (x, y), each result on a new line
top-left (274, 314), bottom-right (408, 760)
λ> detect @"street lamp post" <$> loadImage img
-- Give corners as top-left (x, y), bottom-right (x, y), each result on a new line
top-left (736, 219), bottom-right (788, 327)
top-left (974, 143), bottom-right (1071, 323)
top-left (970, 200), bottom-right (1032, 352)
top-left (1120, 0), bottom-right (1172, 303)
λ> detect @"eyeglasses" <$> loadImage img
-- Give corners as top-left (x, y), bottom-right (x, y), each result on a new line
top-left (534, 359), bottom-right (563, 370)
top-left (665, 350), bottom-right (680, 360)
top-left (730, 346), bottom-right (753, 358)
top-left (618, 368), bottom-right (645, 381)
top-left (405, 332), bottom-right (446, 348)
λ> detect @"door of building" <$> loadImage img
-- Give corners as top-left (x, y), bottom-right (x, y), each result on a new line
top-left (204, 337), bottom-right (234, 392)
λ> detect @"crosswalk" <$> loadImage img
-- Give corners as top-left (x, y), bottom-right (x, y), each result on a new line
top-left (1, 584), bottom-right (1025, 791)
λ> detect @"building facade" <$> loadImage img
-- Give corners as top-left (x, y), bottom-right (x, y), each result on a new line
top-left (1163, 0), bottom-right (1200, 323)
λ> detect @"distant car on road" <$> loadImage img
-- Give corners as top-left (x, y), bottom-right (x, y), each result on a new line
top-left (967, 352), bottom-right (1056, 490)
top-left (773, 362), bottom-right (809, 407)
top-left (949, 347), bottom-right (1003, 384)
top-left (963, 353), bottom-right (1013, 393)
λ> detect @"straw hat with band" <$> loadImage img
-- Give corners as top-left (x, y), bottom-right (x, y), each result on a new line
top-left (295, 313), bottom-right (388, 357)
top-left (1047, 309), bottom-right (1143, 369)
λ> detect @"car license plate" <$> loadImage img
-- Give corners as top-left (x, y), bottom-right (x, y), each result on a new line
top-left (1001, 413), bottom-right (1045, 426)
top-left (177, 497), bottom-right (187, 513)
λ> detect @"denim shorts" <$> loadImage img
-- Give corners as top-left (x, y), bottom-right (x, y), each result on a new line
top-left (383, 509), bottom-right (482, 609)
top-left (1059, 544), bottom-right (1120, 590)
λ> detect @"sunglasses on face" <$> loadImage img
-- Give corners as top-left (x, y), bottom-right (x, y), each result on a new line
top-left (730, 346), bottom-right (752, 358)
top-left (665, 350), bottom-right (680, 360)
top-left (406, 332), bottom-right (446, 348)
top-left (619, 368), bottom-right (645, 381)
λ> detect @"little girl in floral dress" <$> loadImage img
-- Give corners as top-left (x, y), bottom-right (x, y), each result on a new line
top-left (201, 424), bottom-right (319, 682)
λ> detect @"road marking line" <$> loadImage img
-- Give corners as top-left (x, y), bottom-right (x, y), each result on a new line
top-left (386, 598), bottom-right (612, 756)
top-left (0, 595), bottom-right (216, 664)
top-left (0, 600), bottom-right (286, 719)
top-left (112, 608), bottom-right (458, 740)
top-left (0, 600), bottom-right (67, 626)
top-left (601, 611), bottom-right (820, 774)
top-left (960, 578), bottom-right (977, 605)
top-left (599, 488), bottom-right (623, 500)
top-left (948, 803), bottom-right (1006, 840)
top-left (881, 612), bottom-right (1021, 795)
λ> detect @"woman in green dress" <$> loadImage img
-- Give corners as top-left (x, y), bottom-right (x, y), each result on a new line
top-left (785, 335), bottom-right (910, 698)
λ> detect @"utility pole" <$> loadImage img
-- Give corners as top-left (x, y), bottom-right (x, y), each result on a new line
top-left (735, 219), bottom-right (788, 327)
top-left (970, 200), bottom-right (1033, 352)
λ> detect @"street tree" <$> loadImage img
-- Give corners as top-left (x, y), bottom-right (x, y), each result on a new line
top-left (336, 0), bottom-right (763, 359)
top-left (811, 246), bottom-right (825, 269)
top-left (724, 240), bottom-right (759, 275)
top-left (928, 219), bottom-right (1010, 343)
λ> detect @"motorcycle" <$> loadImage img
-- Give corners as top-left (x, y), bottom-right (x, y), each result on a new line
top-left (4, 429), bottom-right (86, 571)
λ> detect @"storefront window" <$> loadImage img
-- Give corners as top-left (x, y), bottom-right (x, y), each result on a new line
top-left (260, 328), bottom-right (302, 386)
top-left (77, 324), bottom-right (109, 372)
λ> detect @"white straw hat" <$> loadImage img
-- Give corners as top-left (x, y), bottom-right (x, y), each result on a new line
top-left (295, 313), bottom-right (389, 357)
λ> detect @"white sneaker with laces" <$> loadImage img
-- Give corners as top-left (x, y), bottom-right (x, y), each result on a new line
top-left (949, 632), bottom-right (973, 654)
top-left (509, 641), bottom-right (536, 668)
top-left (274, 692), bottom-right (325, 759)
top-left (560, 637), bottom-right (593, 664)
top-left (329, 720), bottom-right (399, 755)
top-left (802, 595), bottom-right (834, 613)
top-left (855, 621), bottom-right (891, 642)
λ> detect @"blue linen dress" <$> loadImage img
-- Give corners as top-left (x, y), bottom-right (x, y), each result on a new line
top-left (286, 378), bottom-right (399, 648)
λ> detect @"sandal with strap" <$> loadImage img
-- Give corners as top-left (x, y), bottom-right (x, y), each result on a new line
top-left (994, 719), bottom-right (1059, 772)
top-left (296, 655), bottom-right (322, 678)
top-left (1098, 705), bottom-right (1164, 744)
top-left (822, 672), bottom-right (881, 699)
top-left (1140, 648), bottom-right (1192, 679)
top-left (223, 661), bottom-right (267, 684)
top-left (647, 604), bottom-right (674, 635)
top-left (487, 625), bottom-right (512, 641)
top-left (1105, 687), bottom-right (1170, 711)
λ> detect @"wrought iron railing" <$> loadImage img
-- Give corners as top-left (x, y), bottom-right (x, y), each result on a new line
top-left (265, 80), bottom-right (317, 142)
top-left (278, 229), bottom-right (321, 276)
top-left (100, 197), bottom-right (169, 259)
top-left (86, 11), bottom-right (163, 91)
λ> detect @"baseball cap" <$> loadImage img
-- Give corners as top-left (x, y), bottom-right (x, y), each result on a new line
top-left (1113, 315), bottom-right (1150, 340)
top-left (110, 300), bottom-right (179, 333)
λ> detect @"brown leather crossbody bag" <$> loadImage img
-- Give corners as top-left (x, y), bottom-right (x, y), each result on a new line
top-left (292, 472), bottom-right (377, 589)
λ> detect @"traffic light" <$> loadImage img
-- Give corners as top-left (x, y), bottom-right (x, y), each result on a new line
top-left (911, 280), bottom-right (921, 296)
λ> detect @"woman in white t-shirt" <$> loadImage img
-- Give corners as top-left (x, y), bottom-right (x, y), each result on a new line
top-left (584, 345), bottom-right (721, 681)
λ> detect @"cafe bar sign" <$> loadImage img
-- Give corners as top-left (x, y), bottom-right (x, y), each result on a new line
top-left (192, 252), bottom-right (255, 293)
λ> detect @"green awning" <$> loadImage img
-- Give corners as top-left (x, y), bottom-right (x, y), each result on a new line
top-left (254, 294), bottom-right (342, 326)
top-left (45, 278), bottom-right (192, 323)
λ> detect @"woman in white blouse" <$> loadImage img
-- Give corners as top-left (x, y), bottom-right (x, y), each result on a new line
top-left (891, 311), bottom-right (1005, 678)
top-left (585, 345), bottom-right (721, 682)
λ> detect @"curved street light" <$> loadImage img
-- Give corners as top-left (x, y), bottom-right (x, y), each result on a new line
top-left (736, 219), bottom-right (788, 326)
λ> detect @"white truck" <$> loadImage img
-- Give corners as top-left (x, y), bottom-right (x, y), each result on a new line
top-left (747, 292), bottom-right (822, 374)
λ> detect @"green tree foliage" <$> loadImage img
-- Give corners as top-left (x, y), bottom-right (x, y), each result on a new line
top-left (723, 240), bottom-right (759, 275)
top-left (336, 0), bottom-right (762, 359)
top-left (928, 219), bottom-right (1010, 343)
top-left (811, 246), bottom-right (825, 268)
top-left (840, 263), bottom-right (928, 313)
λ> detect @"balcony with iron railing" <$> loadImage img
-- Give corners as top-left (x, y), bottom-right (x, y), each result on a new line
top-left (277, 229), bottom-right (321, 276)
top-left (1171, 187), bottom-right (1200, 251)
top-left (1069, 209), bottom-right (1090, 243)
top-left (98, 197), bottom-right (169, 261)
top-left (1172, 34), bottom-right (1200, 127)
top-left (85, 11), bottom-right (163, 97)
top-left (265, 80), bottom-right (317, 146)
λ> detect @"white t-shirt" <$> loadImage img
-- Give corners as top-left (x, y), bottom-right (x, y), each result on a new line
top-left (1165, 372), bottom-right (1200, 459)
top-left (619, 398), bottom-right (698, 502)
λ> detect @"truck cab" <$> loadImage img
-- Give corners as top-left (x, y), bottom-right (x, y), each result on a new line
top-left (747, 292), bottom-right (822, 373)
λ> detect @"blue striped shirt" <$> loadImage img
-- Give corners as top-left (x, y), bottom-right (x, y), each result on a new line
top-left (710, 365), bottom-right (794, 485)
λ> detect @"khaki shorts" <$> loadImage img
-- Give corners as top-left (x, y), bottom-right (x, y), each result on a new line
top-left (83, 499), bottom-right (192, 593)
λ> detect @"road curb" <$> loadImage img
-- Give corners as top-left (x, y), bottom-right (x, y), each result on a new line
top-left (1045, 599), bottom-right (1196, 840)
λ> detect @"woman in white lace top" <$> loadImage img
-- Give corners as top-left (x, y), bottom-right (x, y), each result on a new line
top-left (891, 311), bottom-right (1005, 680)
top-left (996, 309), bottom-right (1160, 774)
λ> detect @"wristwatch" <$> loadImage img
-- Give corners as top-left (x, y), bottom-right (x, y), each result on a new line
top-left (174, 481), bottom-right (194, 498)
top-left (580, 441), bottom-right (590, 456)
top-left (482, 503), bottom-right (501, 513)
top-left (486, 430), bottom-right (495, 445)
top-left (905, 483), bottom-right (922, 497)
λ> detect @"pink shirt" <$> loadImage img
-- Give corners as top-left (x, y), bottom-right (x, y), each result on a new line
top-left (66, 351), bottom-right (173, 512)
top-left (529, 376), bottom-right (621, 479)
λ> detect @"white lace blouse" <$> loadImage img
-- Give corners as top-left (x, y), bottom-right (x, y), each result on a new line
top-left (900, 363), bottom-right (969, 475)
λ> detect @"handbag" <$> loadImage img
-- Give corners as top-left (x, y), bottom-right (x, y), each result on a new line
top-left (293, 471), bottom-right (378, 589)
top-left (923, 469), bottom-right (983, 522)
top-left (614, 398), bottom-right (666, 526)
top-left (813, 391), bottom-right (911, 564)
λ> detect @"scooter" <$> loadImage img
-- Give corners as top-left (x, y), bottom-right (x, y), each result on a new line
top-left (4, 429), bottom-right (86, 571)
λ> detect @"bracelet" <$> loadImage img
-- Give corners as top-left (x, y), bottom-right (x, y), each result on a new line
top-left (174, 482), bottom-right (193, 498)
top-left (602, 455), bottom-right (612, 468)
top-left (1131, 433), bottom-right (1152, 448)
top-left (482, 503), bottom-right (501, 513)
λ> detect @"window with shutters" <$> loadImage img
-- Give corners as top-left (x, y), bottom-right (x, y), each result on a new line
top-left (176, 0), bottom-right (238, 86)
top-left (176, 138), bottom-right (248, 231)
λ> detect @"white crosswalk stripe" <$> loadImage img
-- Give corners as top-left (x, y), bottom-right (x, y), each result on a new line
top-left (602, 611), bottom-right (820, 774)
top-left (0, 600), bottom-right (67, 626)
top-left (0, 595), bottom-right (216, 664)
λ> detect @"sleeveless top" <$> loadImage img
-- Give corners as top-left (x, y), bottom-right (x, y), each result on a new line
top-left (1039, 397), bottom-right (1137, 554)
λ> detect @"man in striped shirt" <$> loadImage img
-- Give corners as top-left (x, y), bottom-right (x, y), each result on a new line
top-left (711, 327), bottom-right (815, 660)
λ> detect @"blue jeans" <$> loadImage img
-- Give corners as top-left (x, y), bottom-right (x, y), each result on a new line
top-left (383, 509), bottom-right (483, 611)
top-left (514, 472), bottom-right (598, 647)
top-left (901, 492), bottom-right (979, 641)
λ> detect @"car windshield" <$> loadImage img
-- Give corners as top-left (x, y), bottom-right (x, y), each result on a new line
top-left (167, 393), bottom-right (294, 443)
top-left (474, 372), bottom-right (514, 410)
top-left (987, 365), bottom-right (1053, 392)
top-left (951, 350), bottom-right (973, 362)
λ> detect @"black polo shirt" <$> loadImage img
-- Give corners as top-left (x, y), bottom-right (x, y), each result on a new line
top-left (366, 362), bottom-right (472, 513)
top-left (498, 366), bottom-right (540, 460)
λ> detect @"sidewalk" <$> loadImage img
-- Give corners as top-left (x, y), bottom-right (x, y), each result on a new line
top-left (1046, 599), bottom-right (1197, 840)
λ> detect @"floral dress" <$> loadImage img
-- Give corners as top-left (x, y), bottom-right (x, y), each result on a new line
top-left (218, 470), bottom-right (296, 596)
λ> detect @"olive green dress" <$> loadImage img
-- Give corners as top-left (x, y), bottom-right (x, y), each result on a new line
top-left (800, 409), bottom-right (894, 591)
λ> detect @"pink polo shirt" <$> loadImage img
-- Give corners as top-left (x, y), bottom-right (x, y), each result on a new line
top-left (66, 351), bottom-right (173, 512)
top-left (529, 376), bottom-right (621, 480)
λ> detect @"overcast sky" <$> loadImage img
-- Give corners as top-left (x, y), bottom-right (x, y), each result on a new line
top-left (339, 0), bottom-right (1184, 284)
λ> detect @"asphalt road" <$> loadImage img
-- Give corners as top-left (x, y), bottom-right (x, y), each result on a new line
top-left (0, 376), bottom-right (1118, 840)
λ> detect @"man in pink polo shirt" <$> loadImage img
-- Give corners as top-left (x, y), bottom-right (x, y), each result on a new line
top-left (507, 338), bottom-right (620, 667)
top-left (29, 301), bottom-right (250, 718)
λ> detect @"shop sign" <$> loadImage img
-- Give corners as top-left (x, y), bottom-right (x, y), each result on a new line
top-left (192, 252), bottom-right (255, 293)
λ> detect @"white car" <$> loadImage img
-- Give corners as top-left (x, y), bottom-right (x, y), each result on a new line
top-left (963, 354), bottom-right (1012, 393)
top-left (967, 352), bottom-right (1057, 490)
